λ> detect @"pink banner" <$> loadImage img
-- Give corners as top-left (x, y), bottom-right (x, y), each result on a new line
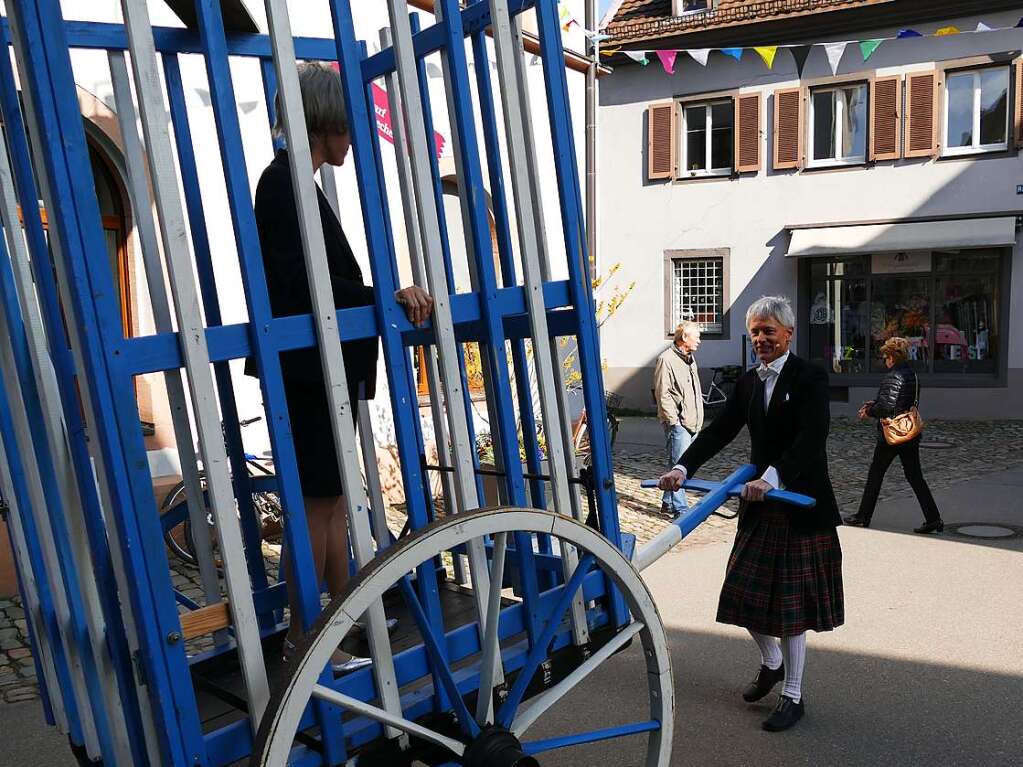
top-left (329, 62), bottom-right (445, 158)
top-left (371, 83), bottom-right (446, 159)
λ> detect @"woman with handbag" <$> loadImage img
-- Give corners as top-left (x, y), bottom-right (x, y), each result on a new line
top-left (844, 337), bottom-right (943, 533)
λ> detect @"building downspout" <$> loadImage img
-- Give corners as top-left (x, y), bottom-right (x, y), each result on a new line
top-left (585, 0), bottom-right (598, 276)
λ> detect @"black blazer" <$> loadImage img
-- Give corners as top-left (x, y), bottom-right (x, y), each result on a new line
top-left (676, 353), bottom-right (841, 532)
top-left (244, 150), bottom-right (378, 397)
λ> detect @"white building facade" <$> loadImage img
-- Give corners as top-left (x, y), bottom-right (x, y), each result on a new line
top-left (599, 1), bottom-right (1023, 419)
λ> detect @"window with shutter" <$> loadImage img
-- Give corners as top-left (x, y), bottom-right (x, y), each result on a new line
top-left (904, 72), bottom-right (937, 157)
top-left (773, 88), bottom-right (803, 170)
top-left (1013, 59), bottom-right (1023, 148)
top-left (647, 102), bottom-right (676, 180)
top-left (870, 76), bottom-right (901, 161)
top-left (734, 93), bottom-right (761, 173)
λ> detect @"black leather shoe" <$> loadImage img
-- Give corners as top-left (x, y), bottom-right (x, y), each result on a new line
top-left (842, 514), bottom-right (870, 528)
top-left (742, 663), bottom-right (784, 703)
top-left (913, 519), bottom-right (944, 534)
top-left (762, 695), bottom-right (804, 732)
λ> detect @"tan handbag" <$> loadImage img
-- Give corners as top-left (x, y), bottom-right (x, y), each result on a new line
top-left (880, 374), bottom-right (923, 446)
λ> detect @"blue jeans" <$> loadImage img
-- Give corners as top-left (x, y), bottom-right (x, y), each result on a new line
top-left (663, 424), bottom-right (693, 512)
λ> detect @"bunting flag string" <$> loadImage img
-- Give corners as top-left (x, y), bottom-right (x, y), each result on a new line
top-left (754, 46), bottom-right (778, 69)
top-left (609, 17), bottom-right (1023, 75)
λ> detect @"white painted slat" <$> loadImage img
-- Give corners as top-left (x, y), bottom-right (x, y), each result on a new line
top-left (383, 1), bottom-right (498, 651)
top-left (107, 52), bottom-right (224, 624)
top-left (117, 0), bottom-right (269, 722)
top-left (259, 0), bottom-right (403, 738)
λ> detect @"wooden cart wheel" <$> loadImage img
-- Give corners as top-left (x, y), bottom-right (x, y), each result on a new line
top-left (252, 507), bottom-right (673, 766)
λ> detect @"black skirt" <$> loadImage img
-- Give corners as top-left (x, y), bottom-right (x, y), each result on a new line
top-left (716, 505), bottom-right (844, 637)
top-left (283, 376), bottom-right (360, 498)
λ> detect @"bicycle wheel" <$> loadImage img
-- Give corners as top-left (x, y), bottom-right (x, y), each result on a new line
top-left (160, 482), bottom-right (201, 567)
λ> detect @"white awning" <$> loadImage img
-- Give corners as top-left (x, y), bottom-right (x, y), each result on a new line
top-left (786, 217), bottom-right (1018, 257)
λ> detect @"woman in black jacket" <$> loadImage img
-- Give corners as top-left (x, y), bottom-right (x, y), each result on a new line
top-left (246, 63), bottom-right (432, 670)
top-left (844, 337), bottom-right (943, 533)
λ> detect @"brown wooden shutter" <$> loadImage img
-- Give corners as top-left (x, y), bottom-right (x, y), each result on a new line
top-left (647, 102), bottom-right (676, 180)
top-left (1014, 58), bottom-right (1023, 148)
top-left (734, 93), bottom-right (762, 173)
top-left (904, 71), bottom-right (937, 158)
top-left (772, 88), bottom-right (803, 170)
top-left (869, 76), bottom-right (901, 161)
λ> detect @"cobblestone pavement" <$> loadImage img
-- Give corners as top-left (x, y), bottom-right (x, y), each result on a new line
top-left (2, 417), bottom-right (1020, 705)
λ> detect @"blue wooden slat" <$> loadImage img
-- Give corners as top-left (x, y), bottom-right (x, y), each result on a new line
top-left (162, 53), bottom-right (273, 627)
top-left (0, 21), bottom-right (146, 759)
top-left (189, 0), bottom-right (347, 760)
top-left (531, 0), bottom-right (629, 629)
top-left (12, 2), bottom-right (207, 762)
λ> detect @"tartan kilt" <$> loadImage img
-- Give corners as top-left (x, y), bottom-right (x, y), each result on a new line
top-left (716, 504), bottom-right (844, 637)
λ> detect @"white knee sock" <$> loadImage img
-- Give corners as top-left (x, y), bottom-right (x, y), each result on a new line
top-left (748, 630), bottom-right (782, 670)
top-left (780, 633), bottom-right (807, 702)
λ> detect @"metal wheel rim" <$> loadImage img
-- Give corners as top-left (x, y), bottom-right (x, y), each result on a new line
top-left (252, 507), bottom-right (674, 766)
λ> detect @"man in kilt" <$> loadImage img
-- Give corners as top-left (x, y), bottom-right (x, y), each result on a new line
top-left (659, 296), bottom-right (843, 732)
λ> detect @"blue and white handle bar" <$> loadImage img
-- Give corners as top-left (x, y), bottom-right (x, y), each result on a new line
top-left (632, 464), bottom-right (815, 572)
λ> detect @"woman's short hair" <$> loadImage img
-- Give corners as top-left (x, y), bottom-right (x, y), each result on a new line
top-left (673, 320), bottom-right (701, 345)
top-left (879, 336), bottom-right (910, 363)
top-left (273, 62), bottom-right (349, 142)
top-left (746, 295), bottom-right (795, 329)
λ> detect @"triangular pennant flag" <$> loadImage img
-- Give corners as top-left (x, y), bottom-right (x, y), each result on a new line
top-left (975, 22), bottom-right (992, 32)
top-left (823, 41), bottom-right (847, 75)
top-left (791, 45), bottom-right (812, 77)
top-left (935, 26), bottom-right (960, 36)
top-left (586, 31), bottom-right (612, 42)
top-left (687, 48), bottom-right (711, 66)
top-left (1017, 17), bottom-right (1023, 28)
top-left (754, 46), bottom-right (778, 69)
top-left (600, 47), bottom-right (621, 57)
top-left (897, 29), bottom-right (922, 38)
top-left (859, 39), bottom-right (883, 62)
top-left (656, 49), bottom-right (679, 75)
top-left (722, 47), bottom-right (744, 61)
top-left (624, 51), bottom-right (650, 66)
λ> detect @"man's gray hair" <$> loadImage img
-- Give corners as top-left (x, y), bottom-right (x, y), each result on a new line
top-left (273, 62), bottom-right (349, 142)
top-left (673, 320), bottom-right (701, 345)
top-left (746, 295), bottom-right (795, 329)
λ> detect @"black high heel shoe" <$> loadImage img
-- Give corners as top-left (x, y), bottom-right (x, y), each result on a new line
top-left (913, 519), bottom-right (944, 534)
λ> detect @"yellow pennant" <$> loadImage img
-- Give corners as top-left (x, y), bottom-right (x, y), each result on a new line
top-left (754, 46), bottom-right (778, 69)
top-left (601, 47), bottom-right (622, 57)
top-left (935, 26), bottom-right (960, 36)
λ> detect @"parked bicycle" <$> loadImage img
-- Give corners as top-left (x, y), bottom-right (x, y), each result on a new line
top-left (571, 390), bottom-right (623, 464)
top-left (160, 416), bottom-right (283, 568)
top-left (701, 365), bottom-right (742, 424)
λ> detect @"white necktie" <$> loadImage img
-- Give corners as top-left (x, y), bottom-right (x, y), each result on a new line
top-left (757, 365), bottom-right (778, 382)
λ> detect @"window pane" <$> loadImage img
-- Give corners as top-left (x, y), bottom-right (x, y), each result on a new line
top-left (685, 105), bottom-right (707, 171)
top-left (810, 256), bottom-right (868, 280)
top-left (979, 67), bottom-right (1009, 145)
top-left (933, 249), bottom-right (1000, 274)
top-left (673, 257), bottom-right (723, 333)
top-left (933, 274), bottom-right (998, 374)
top-left (813, 90), bottom-right (836, 160)
top-left (710, 102), bottom-right (733, 170)
top-left (840, 85), bottom-right (867, 158)
top-left (808, 278), bottom-right (869, 374)
top-left (946, 73), bottom-right (974, 148)
top-left (870, 277), bottom-right (931, 373)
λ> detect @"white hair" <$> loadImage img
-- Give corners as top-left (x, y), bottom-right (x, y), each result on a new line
top-left (273, 62), bottom-right (349, 142)
top-left (673, 320), bottom-right (701, 345)
top-left (746, 295), bottom-right (795, 329)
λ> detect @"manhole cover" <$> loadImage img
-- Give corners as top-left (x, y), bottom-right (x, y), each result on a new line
top-left (920, 441), bottom-right (956, 450)
top-left (946, 523), bottom-right (1022, 540)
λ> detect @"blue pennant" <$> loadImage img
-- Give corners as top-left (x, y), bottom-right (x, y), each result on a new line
top-left (722, 47), bottom-right (743, 61)
top-left (897, 29), bottom-right (922, 38)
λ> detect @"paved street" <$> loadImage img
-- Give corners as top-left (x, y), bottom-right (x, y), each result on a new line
top-left (1, 417), bottom-right (1021, 765)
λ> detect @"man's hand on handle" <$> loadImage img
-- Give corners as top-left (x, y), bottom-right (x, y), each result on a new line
top-left (740, 478), bottom-right (773, 503)
top-left (658, 467), bottom-right (686, 492)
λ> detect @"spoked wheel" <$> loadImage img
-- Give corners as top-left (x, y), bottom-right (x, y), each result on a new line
top-left (252, 507), bottom-right (673, 766)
